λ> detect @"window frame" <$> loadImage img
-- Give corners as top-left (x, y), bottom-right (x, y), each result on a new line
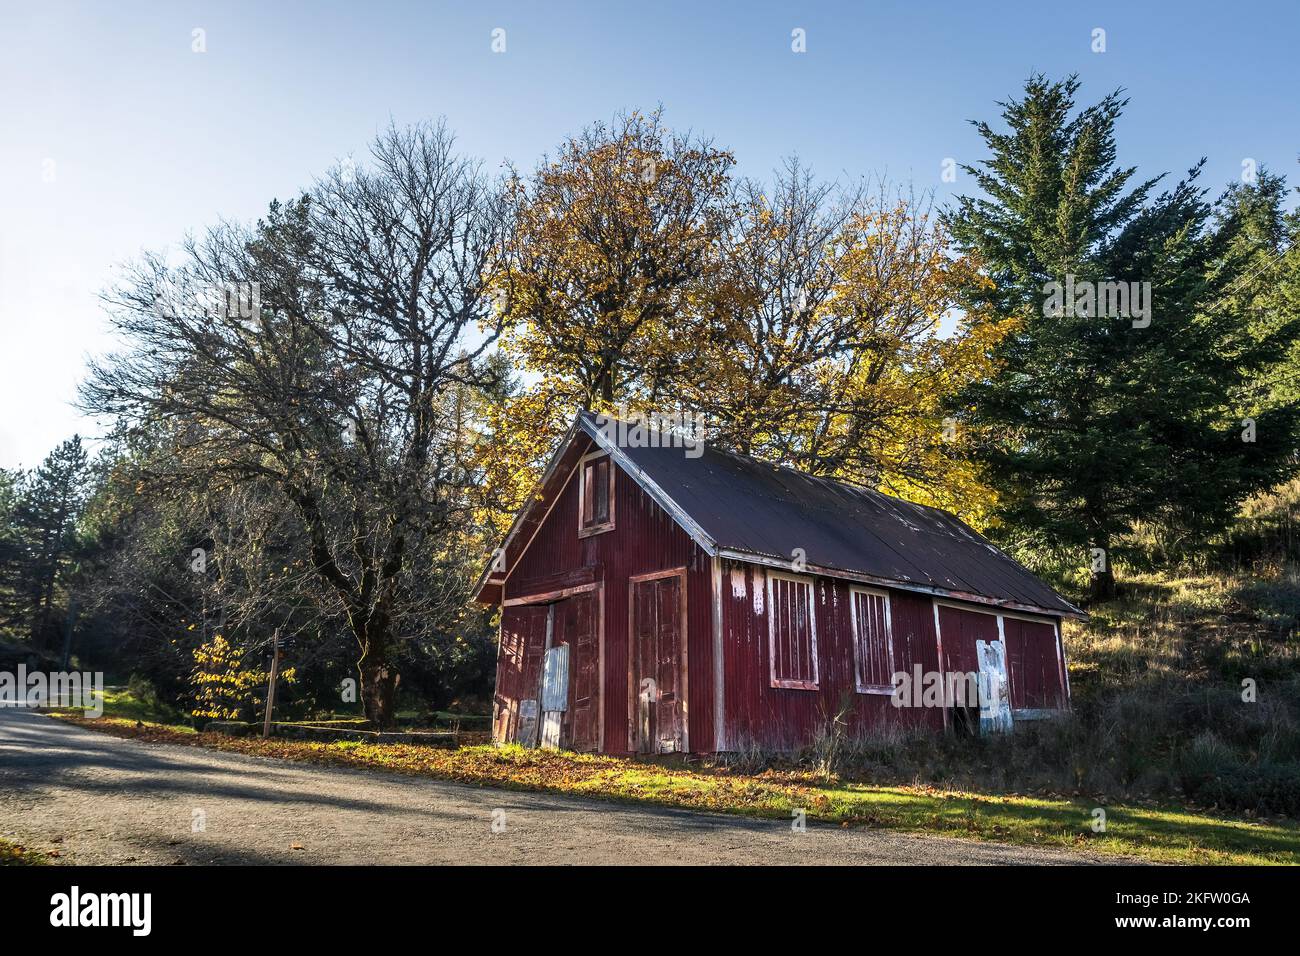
top-left (765, 570), bottom-right (820, 691)
top-left (849, 585), bottom-right (895, 695)
top-left (576, 451), bottom-right (615, 538)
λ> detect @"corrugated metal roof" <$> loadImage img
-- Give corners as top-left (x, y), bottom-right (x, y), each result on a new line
top-left (580, 412), bottom-right (1082, 618)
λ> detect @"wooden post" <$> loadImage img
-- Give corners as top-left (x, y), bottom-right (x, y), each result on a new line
top-left (262, 628), bottom-right (281, 739)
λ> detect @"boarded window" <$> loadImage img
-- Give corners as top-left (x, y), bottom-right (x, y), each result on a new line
top-left (767, 573), bottom-right (818, 690)
top-left (579, 455), bottom-right (613, 534)
top-left (851, 587), bottom-right (893, 692)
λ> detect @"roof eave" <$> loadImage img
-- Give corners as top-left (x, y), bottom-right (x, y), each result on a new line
top-left (714, 547), bottom-right (1089, 621)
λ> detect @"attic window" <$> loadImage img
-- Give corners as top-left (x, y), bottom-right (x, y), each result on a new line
top-left (578, 452), bottom-right (614, 536)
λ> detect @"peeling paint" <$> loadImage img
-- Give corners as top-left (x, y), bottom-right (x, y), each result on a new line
top-left (752, 571), bottom-right (764, 615)
top-left (730, 567), bottom-right (747, 599)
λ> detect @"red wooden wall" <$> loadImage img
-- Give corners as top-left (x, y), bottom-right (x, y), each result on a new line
top-left (503, 438), bottom-right (714, 754)
top-left (937, 604), bottom-right (1001, 677)
top-left (717, 561), bottom-right (1069, 750)
top-left (717, 560), bottom-right (945, 751)
top-left (1003, 616), bottom-right (1067, 710)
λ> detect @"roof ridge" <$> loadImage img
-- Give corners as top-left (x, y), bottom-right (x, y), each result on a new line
top-left (580, 408), bottom-right (958, 523)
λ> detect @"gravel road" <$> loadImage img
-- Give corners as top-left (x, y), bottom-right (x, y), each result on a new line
top-left (0, 709), bottom-right (1109, 865)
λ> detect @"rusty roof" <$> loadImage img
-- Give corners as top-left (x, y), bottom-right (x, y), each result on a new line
top-left (579, 412), bottom-right (1084, 619)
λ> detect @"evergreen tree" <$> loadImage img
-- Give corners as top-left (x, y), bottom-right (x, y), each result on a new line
top-left (946, 76), bottom-right (1300, 598)
top-left (0, 469), bottom-right (24, 631)
top-left (1215, 165), bottom-right (1300, 412)
top-left (12, 436), bottom-right (90, 647)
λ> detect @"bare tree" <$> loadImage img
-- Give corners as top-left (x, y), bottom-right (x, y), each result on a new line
top-left (82, 121), bottom-right (511, 725)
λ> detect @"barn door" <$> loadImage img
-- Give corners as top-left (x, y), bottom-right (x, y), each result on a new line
top-left (493, 604), bottom-right (550, 746)
top-left (553, 592), bottom-right (600, 753)
top-left (630, 571), bottom-right (685, 754)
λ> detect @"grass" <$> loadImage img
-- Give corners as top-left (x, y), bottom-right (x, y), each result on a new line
top-left (0, 838), bottom-right (49, 865)
top-left (47, 712), bottom-right (1300, 865)
top-left (1042, 565), bottom-right (1300, 816)
top-left (102, 686), bottom-right (182, 722)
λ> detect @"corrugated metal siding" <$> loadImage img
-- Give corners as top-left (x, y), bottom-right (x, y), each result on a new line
top-left (505, 441), bottom-right (713, 754)
top-left (720, 560), bottom-right (943, 751)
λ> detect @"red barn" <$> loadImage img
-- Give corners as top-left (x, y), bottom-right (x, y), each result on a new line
top-left (475, 411), bottom-right (1085, 754)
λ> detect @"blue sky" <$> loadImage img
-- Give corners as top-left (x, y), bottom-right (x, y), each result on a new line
top-left (1, 0), bottom-right (1296, 468)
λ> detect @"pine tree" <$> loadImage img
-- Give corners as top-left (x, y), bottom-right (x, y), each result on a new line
top-left (1215, 166), bottom-right (1300, 413)
top-left (946, 76), bottom-right (1300, 598)
top-left (13, 436), bottom-right (90, 647)
top-left (0, 469), bottom-right (25, 630)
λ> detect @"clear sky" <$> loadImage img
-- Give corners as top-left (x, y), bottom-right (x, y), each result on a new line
top-left (1, 0), bottom-right (1296, 468)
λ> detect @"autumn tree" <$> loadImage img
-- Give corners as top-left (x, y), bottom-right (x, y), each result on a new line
top-left (191, 632), bottom-right (295, 722)
top-left (498, 109), bottom-right (735, 406)
top-left (82, 122), bottom-right (511, 726)
top-left (478, 111), bottom-right (736, 530)
top-left (686, 169), bottom-right (1006, 520)
top-left (487, 114), bottom-right (1001, 529)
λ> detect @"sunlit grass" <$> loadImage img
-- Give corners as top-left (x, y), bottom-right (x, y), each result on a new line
top-left (0, 838), bottom-right (49, 866)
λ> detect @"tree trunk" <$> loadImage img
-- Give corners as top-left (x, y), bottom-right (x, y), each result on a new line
top-left (357, 655), bottom-right (399, 728)
top-left (1088, 566), bottom-right (1117, 601)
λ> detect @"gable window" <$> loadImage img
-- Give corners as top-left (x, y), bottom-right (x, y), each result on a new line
top-left (578, 452), bottom-right (615, 536)
top-left (767, 572), bottom-right (819, 690)
top-left (850, 587), bottom-right (894, 694)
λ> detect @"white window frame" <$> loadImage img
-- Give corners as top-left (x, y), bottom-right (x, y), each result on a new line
top-left (576, 450), bottom-right (615, 537)
top-left (766, 570), bottom-right (819, 690)
top-left (849, 585), bottom-right (895, 695)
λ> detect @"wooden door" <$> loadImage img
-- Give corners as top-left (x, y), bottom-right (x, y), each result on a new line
top-left (1002, 617), bottom-right (1067, 711)
top-left (554, 592), bottom-right (599, 752)
top-left (630, 571), bottom-right (685, 754)
top-left (937, 604), bottom-right (1000, 733)
top-left (493, 604), bottom-right (549, 745)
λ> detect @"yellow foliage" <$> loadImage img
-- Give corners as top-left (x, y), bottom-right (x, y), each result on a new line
top-left (189, 633), bottom-right (295, 721)
top-left (482, 115), bottom-right (1008, 535)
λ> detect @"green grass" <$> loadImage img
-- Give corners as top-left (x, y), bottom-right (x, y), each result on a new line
top-left (547, 760), bottom-right (1299, 865)
top-left (98, 686), bottom-right (182, 722)
top-left (0, 838), bottom-right (49, 865)
top-left (49, 687), bottom-right (194, 733)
